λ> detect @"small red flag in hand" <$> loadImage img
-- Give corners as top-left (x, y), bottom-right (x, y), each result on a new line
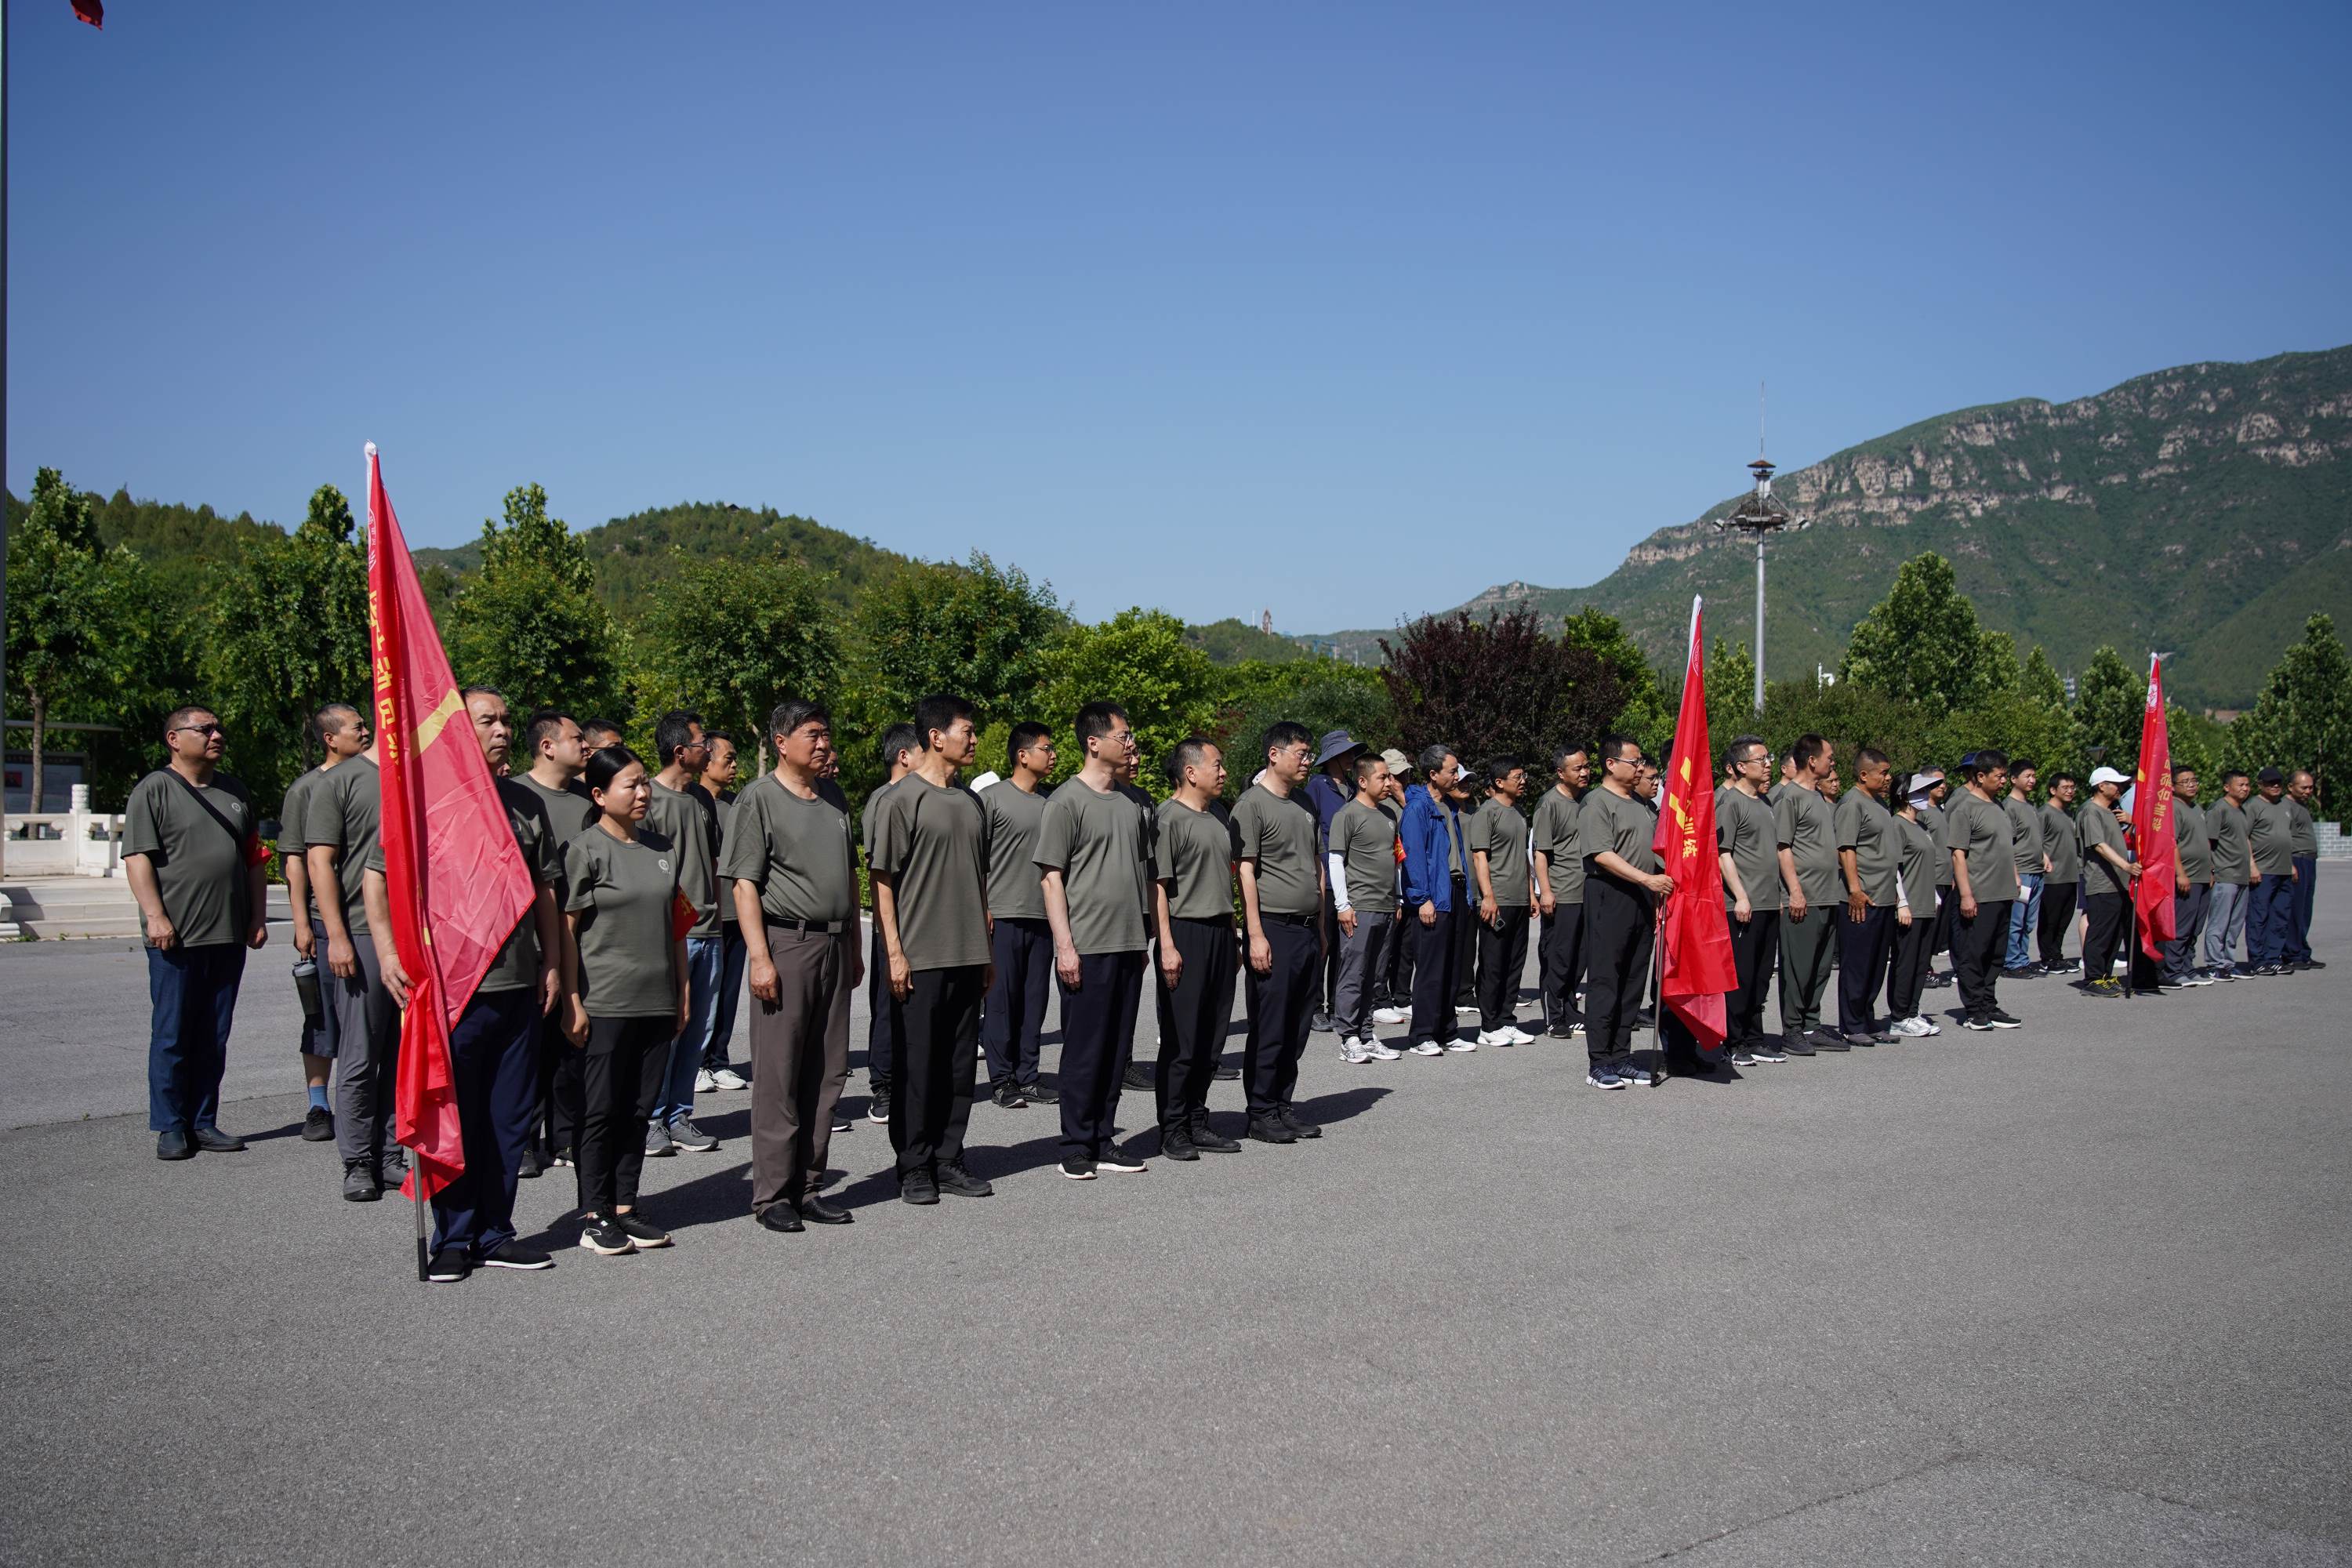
top-left (673, 889), bottom-right (698, 942)
top-left (72, 1), bottom-right (103, 28)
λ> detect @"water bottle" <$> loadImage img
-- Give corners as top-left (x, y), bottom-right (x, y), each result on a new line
top-left (292, 956), bottom-right (325, 1030)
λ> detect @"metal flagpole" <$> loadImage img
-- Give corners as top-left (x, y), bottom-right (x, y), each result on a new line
top-left (1649, 903), bottom-right (1668, 1085)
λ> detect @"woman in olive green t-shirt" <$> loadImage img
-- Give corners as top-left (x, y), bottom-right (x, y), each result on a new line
top-left (561, 746), bottom-right (688, 1258)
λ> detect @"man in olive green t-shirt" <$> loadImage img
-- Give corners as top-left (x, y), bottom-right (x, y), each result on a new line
top-left (1714, 735), bottom-right (1785, 1061)
top-left (1467, 757), bottom-right (1535, 1046)
top-left (278, 702), bottom-right (359, 1141)
top-left (307, 717), bottom-right (401, 1196)
top-left (2245, 768), bottom-right (2299, 972)
top-left (1774, 734), bottom-right (1842, 1046)
top-left (1946, 751), bottom-right (2021, 1028)
top-left (2036, 774), bottom-right (2082, 972)
top-left (123, 705), bottom-right (269, 1161)
top-left (1327, 753), bottom-right (1402, 1063)
top-left (646, 709), bottom-right (723, 1156)
top-left (859, 723), bottom-right (920, 1112)
top-left (2165, 766), bottom-right (2212, 985)
top-left (1230, 720), bottom-right (1327, 1142)
top-left (1578, 735), bottom-right (1671, 1084)
top-left (1530, 745), bottom-right (1589, 1037)
top-left (979, 722), bottom-right (1058, 1106)
top-left (2283, 770), bottom-right (2321, 971)
top-left (1833, 749), bottom-right (1901, 1044)
top-left (2203, 770), bottom-right (2256, 975)
top-left (2003, 761), bottom-right (2047, 976)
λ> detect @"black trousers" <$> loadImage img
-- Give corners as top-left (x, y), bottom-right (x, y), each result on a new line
top-left (2083, 893), bottom-right (2164, 989)
top-left (1934, 888), bottom-right (1956, 960)
top-left (1450, 875), bottom-right (1478, 1007)
top-left (980, 916), bottom-right (1053, 1090)
top-left (1835, 904), bottom-right (1894, 1034)
top-left (1582, 876), bottom-right (1654, 1065)
top-left (1886, 912), bottom-right (1936, 1019)
top-left (1951, 899), bottom-right (2010, 1022)
top-left (1725, 912), bottom-right (1778, 1049)
top-left (866, 926), bottom-right (899, 1092)
top-left (1537, 902), bottom-right (1586, 1028)
top-left (887, 964), bottom-right (984, 1175)
top-left (1476, 906), bottom-right (1530, 1029)
top-left (430, 989), bottom-right (537, 1256)
top-left (577, 1014), bottom-right (669, 1216)
top-left (535, 1010), bottom-right (584, 1157)
top-left (1156, 917), bottom-right (1236, 1129)
top-left (2165, 882), bottom-right (2210, 982)
top-left (1408, 905), bottom-right (1463, 1043)
top-left (1243, 916), bottom-right (1319, 1116)
top-left (2037, 880), bottom-right (2079, 967)
top-left (1058, 949), bottom-right (1145, 1157)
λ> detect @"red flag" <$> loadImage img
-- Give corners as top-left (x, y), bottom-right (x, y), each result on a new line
top-left (2132, 655), bottom-right (2177, 966)
top-left (72, 1), bottom-right (103, 28)
top-left (368, 445), bottom-right (534, 1200)
top-left (1652, 599), bottom-right (1738, 1050)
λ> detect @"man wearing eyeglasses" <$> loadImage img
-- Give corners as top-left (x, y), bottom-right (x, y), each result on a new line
top-left (124, 706), bottom-right (270, 1161)
top-left (1578, 734), bottom-right (1673, 1089)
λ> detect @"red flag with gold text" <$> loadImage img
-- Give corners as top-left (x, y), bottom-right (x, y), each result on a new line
top-left (368, 446), bottom-right (533, 1199)
top-left (1652, 599), bottom-right (1737, 1050)
top-left (2132, 656), bottom-right (2176, 966)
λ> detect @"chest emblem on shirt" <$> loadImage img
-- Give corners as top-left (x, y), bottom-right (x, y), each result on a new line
top-left (658, 858), bottom-right (670, 873)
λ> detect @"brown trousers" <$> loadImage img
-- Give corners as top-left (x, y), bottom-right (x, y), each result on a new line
top-left (747, 924), bottom-right (854, 1214)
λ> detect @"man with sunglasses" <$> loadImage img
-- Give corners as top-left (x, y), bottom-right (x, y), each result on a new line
top-left (124, 706), bottom-right (270, 1161)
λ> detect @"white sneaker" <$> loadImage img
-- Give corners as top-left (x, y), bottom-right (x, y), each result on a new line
top-left (1366, 1040), bottom-right (1403, 1061)
top-left (1454, 1004), bottom-right (1480, 1016)
top-left (1446, 1035), bottom-right (1479, 1053)
top-left (1475, 1029), bottom-right (1512, 1047)
top-left (1342, 1037), bottom-right (1374, 1065)
top-left (692, 1068), bottom-right (718, 1094)
top-left (1409, 1039), bottom-right (1446, 1057)
top-left (1372, 1006), bottom-right (1409, 1025)
top-left (710, 1066), bottom-right (750, 1091)
top-left (1912, 1015), bottom-right (1942, 1036)
top-left (1503, 1025), bottom-right (1537, 1044)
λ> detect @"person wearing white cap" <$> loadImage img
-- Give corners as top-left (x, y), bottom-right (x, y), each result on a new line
top-left (2076, 766), bottom-right (2152, 996)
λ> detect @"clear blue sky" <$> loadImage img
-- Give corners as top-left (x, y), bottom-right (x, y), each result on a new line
top-left (9, 1), bottom-right (2349, 633)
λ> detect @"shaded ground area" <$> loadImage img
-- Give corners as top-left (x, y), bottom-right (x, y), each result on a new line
top-left (3, 874), bottom-right (2347, 1566)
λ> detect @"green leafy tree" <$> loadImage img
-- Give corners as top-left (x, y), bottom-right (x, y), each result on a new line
top-left (1702, 636), bottom-right (1759, 763)
top-left (1762, 678), bottom-right (1937, 781)
top-left (2070, 646), bottom-right (2146, 775)
top-left (2228, 613), bottom-right (2352, 816)
top-left (198, 485), bottom-right (370, 804)
top-left (1034, 608), bottom-right (1221, 797)
top-left (2021, 645), bottom-right (2068, 711)
top-left (1214, 661), bottom-right (1396, 796)
top-left (633, 554), bottom-right (841, 768)
top-left (445, 485), bottom-right (622, 720)
top-left (2166, 706), bottom-right (2224, 786)
top-left (843, 552), bottom-right (1064, 753)
top-left (1558, 606), bottom-right (1668, 754)
top-left (1838, 553), bottom-right (1991, 710)
top-left (5, 469), bottom-right (165, 808)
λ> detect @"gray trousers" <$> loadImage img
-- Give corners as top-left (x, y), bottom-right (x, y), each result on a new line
top-left (1333, 910), bottom-right (1392, 1038)
top-left (1777, 907), bottom-right (1837, 1033)
top-left (328, 933), bottom-right (400, 1167)
top-left (2204, 880), bottom-right (2250, 972)
top-left (746, 926), bottom-right (853, 1215)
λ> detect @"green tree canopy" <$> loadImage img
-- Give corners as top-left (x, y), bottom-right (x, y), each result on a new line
top-left (1839, 553), bottom-right (1995, 711)
top-left (2228, 612), bottom-right (2352, 815)
top-left (445, 484), bottom-right (622, 721)
top-left (1559, 606), bottom-right (1668, 755)
top-left (844, 552), bottom-right (1065, 747)
top-left (632, 553), bottom-right (841, 769)
top-left (2070, 645), bottom-right (2146, 774)
top-left (1701, 636), bottom-right (1759, 765)
top-left (1034, 608), bottom-right (1220, 797)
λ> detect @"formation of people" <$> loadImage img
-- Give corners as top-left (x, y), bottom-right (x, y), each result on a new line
top-left (123, 693), bottom-right (2329, 1283)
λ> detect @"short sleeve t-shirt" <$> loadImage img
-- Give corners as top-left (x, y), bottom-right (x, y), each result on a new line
top-left (2078, 800), bottom-right (2132, 897)
top-left (715, 773), bottom-right (858, 924)
top-left (709, 791), bottom-right (739, 924)
top-left (1773, 784), bottom-right (1841, 906)
top-left (646, 781), bottom-right (720, 939)
top-left (2005, 796), bottom-right (2045, 874)
top-left (477, 777), bottom-right (556, 994)
top-left (276, 765), bottom-right (332, 916)
top-left (512, 773), bottom-right (596, 904)
top-left (868, 775), bottom-right (992, 970)
top-left (2172, 800), bottom-right (2212, 884)
top-left (1835, 789), bottom-right (1900, 907)
top-left (2042, 803), bottom-right (2082, 881)
top-left (1893, 811), bottom-right (1937, 913)
top-left (122, 768), bottom-right (258, 947)
top-left (980, 779), bottom-right (1052, 920)
top-left (1579, 786), bottom-right (1658, 884)
top-left (562, 827), bottom-right (681, 1018)
top-left (1330, 798), bottom-right (1401, 913)
top-left (1467, 797), bottom-right (1530, 904)
top-left (1714, 785), bottom-right (1781, 912)
top-left (2288, 800), bottom-right (2318, 858)
top-left (1926, 803), bottom-right (1954, 887)
top-left (2209, 798), bottom-right (2252, 885)
top-left (1946, 790), bottom-right (2020, 904)
top-left (1154, 797), bottom-right (1239, 920)
top-left (1230, 782), bottom-right (1323, 918)
top-left (313, 755), bottom-right (382, 936)
top-left (2246, 795), bottom-right (2296, 876)
top-left (1033, 779), bottom-right (1151, 955)
top-left (1532, 786), bottom-right (1584, 905)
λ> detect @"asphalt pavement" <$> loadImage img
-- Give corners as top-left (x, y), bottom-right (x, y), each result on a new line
top-left (2, 877), bottom-right (2347, 1566)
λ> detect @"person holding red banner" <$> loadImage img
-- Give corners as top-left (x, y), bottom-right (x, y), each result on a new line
top-left (2078, 766), bottom-right (2155, 995)
top-left (370, 690), bottom-right (565, 1281)
top-left (562, 746), bottom-right (691, 1255)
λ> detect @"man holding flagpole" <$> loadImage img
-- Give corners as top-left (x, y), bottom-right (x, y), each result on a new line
top-left (1650, 600), bottom-right (1738, 1079)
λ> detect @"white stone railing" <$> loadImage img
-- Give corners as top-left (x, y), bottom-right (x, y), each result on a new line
top-left (1, 786), bottom-right (125, 877)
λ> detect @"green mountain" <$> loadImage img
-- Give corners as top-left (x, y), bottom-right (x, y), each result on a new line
top-left (1308, 345), bottom-right (2352, 708)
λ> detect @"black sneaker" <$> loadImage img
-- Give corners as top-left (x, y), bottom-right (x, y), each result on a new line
top-left (1843, 1033), bottom-right (1878, 1048)
top-left (517, 1142), bottom-right (544, 1179)
top-left (343, 1161), bottom-right (383, 1202)
top-left (578, 1216), bottom-right (633, 1256)
top-left (615, 1214), bottom-right (671, 1249)
top-left (191, 1126), bottom-right (246, 1153)
top-left (1809, 1031), bottom-right (1851, 1051)
top-left (1212, 1062), bottom-right (1240, 1080)
top-left (1748, 1039), bottom-right (1788, 1063)
top-left (479, 1240), bottom-right (554, 1271)
top-left (935, 1162), bottom-right (994, 1198)
top-left (1188, 1113), bottom-right (1240, 1152)
top-left (1871, 1030), bottom-right (1899, 1044)
top-left (1122, 1062), bottom-right (1155, 1090)
top-left (899, 1169), bottom-right (940, 1205)
top-left (2001, 966), bottom-right (2038, 980)
top-left (1780, 1032), bottom-right (1816, 1058)
top-left (1278, 1106), bottom-right (1322, 1139)
top-left (866, 1085), bottom-right (891, 1123)
top-left (1059, 1153), bottom-right (1098, 1181)
top-left (1098, 1140), bottom-right (1150, 1173)
top-left (157, 1128), bottom-right (195, 1161)
top-left (1310, 1011), bottom-right (1338, 1035)
top-left (1018, 1079), bottom-right (1061, 1105)
top-left (1246, 1113), bottom-right (1296, 1145)
top-left (1987, 1011), bottom-right (2023, 1029)
top-left (300, 1106), bottom-right (335, 1142)
top-left (991, 1083), bottom-right (1029, 1109)
top-left (426, 1248), bottom-right (470, 1284)
top-left (1160, 1123), bottom-right (1200, 1161)
top-left (1962, 1016), bottom-right (1996, 1032)
top-left (2299, 959), bottom-right (2327, 971)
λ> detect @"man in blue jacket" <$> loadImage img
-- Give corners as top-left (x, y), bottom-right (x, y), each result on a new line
top-left (1399, 745), bottom-right (1468, 1056)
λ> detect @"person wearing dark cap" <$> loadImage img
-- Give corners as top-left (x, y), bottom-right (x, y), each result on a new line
top-left (1303, 730), bottom-right (1367, 1036)
top-left (1946, 750), bottom-right (2022, 1029)
top-left (2284, 770), bottom-right (2323, 972)
top-left (1532, 745), bottom-right (1591, 1039)
top-left (2036, 773), bottom-right (2082, 974)
top-left (2244, 767), bottom-right (2298, 975)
